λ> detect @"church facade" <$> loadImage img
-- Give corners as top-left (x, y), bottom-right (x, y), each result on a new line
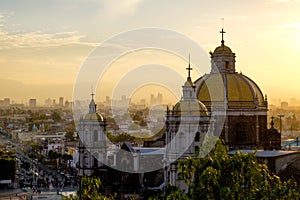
top-left (77, 29), bottom-right (283, 196)
top-left (164, 62), bottom-right (211, 186)
top-left (194, 29), bottom-right (268, 149)
top-left (78, 93), bottom-right (107, 177)
top-left (163, 29), bottom-right (281, 187)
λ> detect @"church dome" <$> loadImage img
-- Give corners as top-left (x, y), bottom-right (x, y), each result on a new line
top-left (173, 99), bottom-right (208, 116)
top-left (82, 93), bottom-right (105, 122)
top-left (195, 28), bottom-right (268, 110)
top-left (194, 73), bottom-right (267, 110)
top-left (172, 62), bottom-right (208, 116)
top-left (213, 44), bottom-right (233, 54)
top-left (84, 112), bottom-right (105, 121)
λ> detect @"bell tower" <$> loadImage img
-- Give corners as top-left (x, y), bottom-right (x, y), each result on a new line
top-left (210, 28), bottom-right (236, 74)
top-left (78, 92), bottom-right (107, 177)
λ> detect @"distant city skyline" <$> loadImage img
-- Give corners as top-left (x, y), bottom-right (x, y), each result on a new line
top-left (1, 1), bottom-right (300, 102)
top-left (0, 92), bottom-right (168, 106)
top-left (2, 95), bottom-right (300, 108)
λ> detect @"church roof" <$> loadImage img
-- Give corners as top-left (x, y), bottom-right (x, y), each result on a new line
top-left (83, 91), bottom-right (105, 121)
top-left (184, 78), bottom-right (193, 87)
top-left (84, 112), bottom-right (104, 121)
top-left (213, 44), bottom-right (233, 54)
top-left (194, 28), bottom-right (267, 110)
top-left (194, 72), bottom-right (267, 109)
top-left (228, 149), bottom-right (299, 158)
top-left (173, 99), bottom-right (208, 116)
top-left (211, 28), bottom-right (233, 55)
top-left (172, 56), bottom-right (208, 116)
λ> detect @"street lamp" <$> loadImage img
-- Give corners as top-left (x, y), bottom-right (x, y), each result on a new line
top-left (277, 114), bottom-right (285, 134)
top-left (56, 158), bottom-right (59, 195)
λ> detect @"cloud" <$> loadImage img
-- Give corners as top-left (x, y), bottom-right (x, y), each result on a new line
top-left (0, 14), bottom-right (97, 50)
top-left (277, 21), bottom-right (300, 29)
top-left (101, 0), bottom-right (143, 19)
top-left (0, 15), bottom-right (5, 27)
top-left (0, 29), bottom-right (99, 50)
top-left (0, 31), bottom-right (74, 48)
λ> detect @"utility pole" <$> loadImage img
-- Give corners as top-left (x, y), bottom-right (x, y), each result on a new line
top-left (277, 114), bottom-right (285, 134)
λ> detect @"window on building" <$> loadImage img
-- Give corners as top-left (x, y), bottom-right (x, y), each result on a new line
top-left (195, 132), bottom-right (200, 142)
top-left (225, 61), bottom-right (230, 69)
top-left (94, 130), bottom-right (98, 141)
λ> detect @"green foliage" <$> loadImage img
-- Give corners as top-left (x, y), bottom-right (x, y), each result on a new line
top-left (51, 110), bottom-right (62, 122)
top-left (30, 143), bottom-right (43, 152)
top-left (130, 108), bottom-right (149, 127)
top-left (107, 132), bottom-right (135, 143)
top-left (151, 184), bottom-right (188, 200)
top-left (0, 121), bottom-right (5, 129)
top-left (64, 120), bottom-right (75, 141)
top-left (167, 139), bottom-right (300, 200)
top-left (65, 176), bottom-right (114, 200)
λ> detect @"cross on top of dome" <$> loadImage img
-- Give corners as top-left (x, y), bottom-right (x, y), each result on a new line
top-left (90, 86), bottom-right (95, 100)
top-left (91, 91), bottom-right (95, 100)
top-left (220, 18), bottom-right (226, 45)
top-left (89, 87), bottom-right (97, 113)
top-left (220, 28), bottom-right (226, 45)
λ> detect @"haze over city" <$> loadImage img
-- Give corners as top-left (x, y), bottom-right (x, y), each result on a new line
top-left (3, 1), bottom-right (300, 199)
top-left (1, 0), bottom-right (300, 104)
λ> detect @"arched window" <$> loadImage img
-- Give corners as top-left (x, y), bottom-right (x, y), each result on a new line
top-left (225, 61), bottom-right (230, 69)
top-left (93, 152), bottom-right (99, 168)
top-left (83, 153), bottom-right (89, 167)
top-left (195, 132), bottom-right (200, 142)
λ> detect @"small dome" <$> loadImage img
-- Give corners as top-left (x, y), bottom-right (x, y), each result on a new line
top-left (84, 112), bottom-right (104, 121)
top-left (173, 99), bottom-right (208, 116)
top-left (213, 45), bottom-right (233, 54)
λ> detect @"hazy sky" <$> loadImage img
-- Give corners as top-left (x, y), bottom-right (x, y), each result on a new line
top-left (0, 0), bottom-right (300, 105)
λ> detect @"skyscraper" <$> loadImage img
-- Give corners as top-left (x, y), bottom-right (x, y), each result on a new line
top-left (59, 97), bottom-right (64, 106)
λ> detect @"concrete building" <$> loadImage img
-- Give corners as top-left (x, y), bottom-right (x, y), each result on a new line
top-left (78, 93), bottom-right (107, 177)
top-left (29, 98), bottom-right (37, 107)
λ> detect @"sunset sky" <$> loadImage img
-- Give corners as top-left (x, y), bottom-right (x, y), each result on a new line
top-left (0, 0), bottom-right (300, 105)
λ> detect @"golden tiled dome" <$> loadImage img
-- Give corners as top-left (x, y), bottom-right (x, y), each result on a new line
top-left (173, 99), bottom-right (208, 116)
top-left (213, 44), bottom-right (233, 54)
top-left (84, 112), bottom-right (104, 121)
top-left (194, 73), bottom-right (267, 109)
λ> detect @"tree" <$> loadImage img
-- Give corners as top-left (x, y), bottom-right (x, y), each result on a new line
top-left (51, 110), bottom-right (62, 122)
top-left (162, 138), bottom-right (300, 200)
top-left (107, 132), bottom-right (135, 143)
top-left (65, 131), bottom-right (75, 141)
top-left (65, 176), bottom-right (114, 200)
